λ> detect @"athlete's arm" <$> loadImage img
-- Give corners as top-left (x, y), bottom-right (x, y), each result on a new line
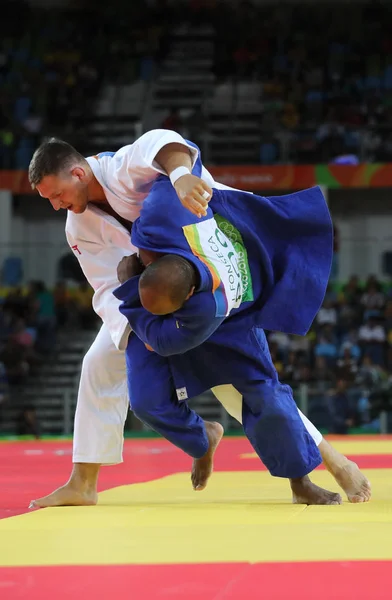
top-left (122, 129), bottom-right (213, 218)
top-left (154, 142), bottom-right (212, 217)
top-left (113, 277), bottom-right (223, 356)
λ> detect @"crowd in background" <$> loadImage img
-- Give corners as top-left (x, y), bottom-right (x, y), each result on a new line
top-left (160, 1), bottom-right (392, 164)
top-left (266, 274), bottom-right (392, 434)
top-left (2, 1), bottom-right (392, 166)
top-left (0, 0), bottom-right (171, 169)
top-left (0, 280), bottom-right (98, 402)
top-left (199, 0), bottom-right (392, 163)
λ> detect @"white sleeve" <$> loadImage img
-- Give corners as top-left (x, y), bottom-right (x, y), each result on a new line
top-left (65, 228), bottom-right (130, 350)
top-left (121, 129), bottom-right (200, 191)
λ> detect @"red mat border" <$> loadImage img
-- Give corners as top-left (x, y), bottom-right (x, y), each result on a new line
top-left (1, 561), bottom-right (391, 600)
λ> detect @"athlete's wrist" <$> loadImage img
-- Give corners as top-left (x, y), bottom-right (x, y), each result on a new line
top-left (169, 166), bottom-right (191, 186)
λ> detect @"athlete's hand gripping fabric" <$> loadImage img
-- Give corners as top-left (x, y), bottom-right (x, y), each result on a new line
top-left (117, 254), bottom-right (145, 284)
top-left (174, 174), bottom-right (212, 218)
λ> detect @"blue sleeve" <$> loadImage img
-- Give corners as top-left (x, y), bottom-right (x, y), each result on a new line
top-left (113, 278), bottom-right (224, 357)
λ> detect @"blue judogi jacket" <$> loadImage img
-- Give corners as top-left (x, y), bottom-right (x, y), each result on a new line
top-left (113, 147), bottom-right (333, 397)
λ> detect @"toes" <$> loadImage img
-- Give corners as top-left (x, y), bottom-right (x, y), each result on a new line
top-left (364, 485), bottom-right (372, 496)
top-left (191, 473), bottom-right (199, 490)
top-left (195, 484), bottom-right (206, 491)
top-left (348, 494), bottom-right (370, 503)
top-left (346, 493), bottom-right (366, 503)
top-left (192, 473), bottom-right (207, 491)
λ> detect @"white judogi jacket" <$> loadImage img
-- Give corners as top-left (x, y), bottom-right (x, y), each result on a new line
top-left (66, 204), bottom-right (136, 350)
top-left (65, 129), bottom-right (217, 350)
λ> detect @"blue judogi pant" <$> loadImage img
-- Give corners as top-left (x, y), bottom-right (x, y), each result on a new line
top-left (126, 335), bottom-right (209, 459)
top-left (126, 333), bottom-right (321, 479)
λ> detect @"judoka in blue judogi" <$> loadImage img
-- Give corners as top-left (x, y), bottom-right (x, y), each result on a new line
top-left (113, 150), bottom-right (334, 486)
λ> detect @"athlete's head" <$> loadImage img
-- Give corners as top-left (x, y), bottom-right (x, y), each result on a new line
top-left (139, 255), bottom-right (197, 315)
top-left (29, 138), bottom-right (92, 214)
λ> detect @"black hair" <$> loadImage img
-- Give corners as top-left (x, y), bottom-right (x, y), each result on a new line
top-left (28, 138), bottom-right (88, 188)
top-left (139, 255), bottom-right (196, 307)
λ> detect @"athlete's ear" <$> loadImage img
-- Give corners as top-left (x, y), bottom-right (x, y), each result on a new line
top-left (71, 166), bottom-right (87, 181)
top-left (186, 286), bottom-right (195, 300)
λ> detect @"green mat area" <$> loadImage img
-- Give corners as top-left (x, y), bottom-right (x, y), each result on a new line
top-left (0, 427), bottom-right (383, 442)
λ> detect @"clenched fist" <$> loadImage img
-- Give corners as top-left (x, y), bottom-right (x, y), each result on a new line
top-left (173, 174), bottom-right (212, 218)
top-left (117, 254), bottom-right (145, 284)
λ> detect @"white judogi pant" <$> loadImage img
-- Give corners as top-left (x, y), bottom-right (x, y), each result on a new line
top-left (73, 324), bottom-right (322, 464)
top-left (73, 325), bottom-right (129, 464)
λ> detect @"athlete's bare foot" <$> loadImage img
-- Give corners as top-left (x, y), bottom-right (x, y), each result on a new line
top-left (318, 440), bottom-right (372, 503)
top-left (29, 484), bottom-right (98, 509)
top-left (29, 463), bottom-right (100, 509)
top-left (331, 459), bottom-right (371, 503)
top-left (291, 475), bottom-right (342, 505)
top-left (191, 421), bottom-right (224, 491)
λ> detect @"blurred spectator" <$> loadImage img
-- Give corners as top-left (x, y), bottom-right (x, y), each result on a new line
top-left (315, 324), bottom-right (338, 366)
top-left (269, 341), bottom-right (284, 376)
top-left (17, 406), bottom-right (40, 439)
top-left (324, 282), bottom-right (339, 305)
top-left (356, 354), bottom-right (386, 388)
top-left (337, 296), bottom-right (359, 332)
top-left (365, 275), bottom-right (383, 291)
top-left (360, 284), bottom-right (386, 312)
top-left (281, 351), bottom-right (301, 383)
top-left (358, 316), bottom-right (386, 344)
top-left (358, 315), bottom-right (386, 366)
top-left (29, 281), bottom-right (55, 321)
top-left (316, 300), bottom-right (337, 327)
top-left (0, 340), bottom-right (30, 385)
top-left (340, 328), bottom-right (362, 359)
top-left (3, 287), bottom-right (31, 321)
top-left (341, 275), bottom-right (363, 307)
top-left (297, 364), bottom-right (316, 384)
top-left (328, 379), bottom-right (355, 434)
top-left (53, 281), bottom-right (71, 327)
top-left (11, 318), bottom-right (35, 350)
top-left (28, 281), bottom-right (56, 353)
top-left (268, 331), bottom-right (291, 358)
top-left (317, 110), bottom-right (346, 162)
top-left (314, 355), bottom-right (335, 384)
top-left (335, 345), bottom-right (359, 382)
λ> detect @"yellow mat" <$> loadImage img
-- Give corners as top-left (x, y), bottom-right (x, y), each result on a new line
top-left (1, 469), bottom-right (392, 567)
top-left (241, 439), bottom-right (392, 459)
